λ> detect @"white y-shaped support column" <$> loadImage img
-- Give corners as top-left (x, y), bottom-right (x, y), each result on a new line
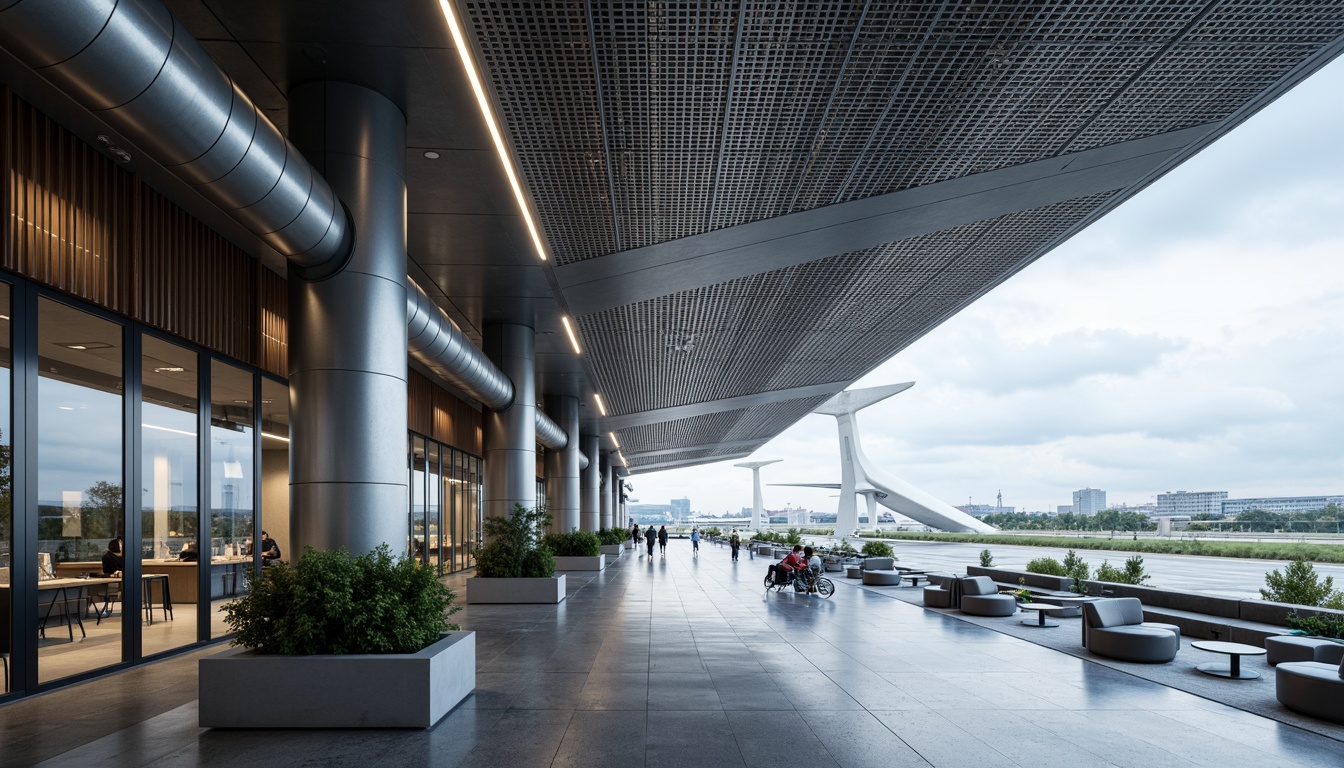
top-left (735, 460), bottom-right (782, 530)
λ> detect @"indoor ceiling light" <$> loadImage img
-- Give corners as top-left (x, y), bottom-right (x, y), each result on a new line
top-left (64, 341), bottom-right (113, 351)
top-left (154, 366), bottom-right (185, 373)
top-left (438, 0), bottom-right (549, 261)
top-left (423, 150), bottom-right (441, 159)
top-left (560, 316), bottom-right (581, 354)
top-left (262, 432), bottom-right (291, 443)
top-left (609, 431), bottom-right (620, 449)
top-left (145, 423), bottom-right (197, 438)
top-left (594, 393), bottom-right (607, 416)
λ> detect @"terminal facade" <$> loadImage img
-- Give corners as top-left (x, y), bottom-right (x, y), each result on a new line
top-left (1, 0), bottom-right (1343, 702)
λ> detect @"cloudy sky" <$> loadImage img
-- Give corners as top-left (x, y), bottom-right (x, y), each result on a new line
top-left (633, 55), bottom-right (1344, 518)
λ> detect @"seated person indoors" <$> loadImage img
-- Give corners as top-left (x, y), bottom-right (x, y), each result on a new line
top-left (177, 540), bottom-right (199, 562)
top-left (259, 531), bottom-right (281, 564)
top-left (102, 537), bottom-right (125, 576)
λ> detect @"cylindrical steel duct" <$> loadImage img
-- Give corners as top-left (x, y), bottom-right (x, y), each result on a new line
top-left (535, 410), bottom-right (567, 451)
top-left (287, 82), bottom-right (408, 555)
top-left (578, 451), bottom-right (590, 471)
top-left (406, 278), bottom-right (514, 412)
top-left (0, 0), bottom-right (350, 273)
top-left (580, 434), bottom-right (601, 532)
top-left (484, 324), bottom-right (537, 519)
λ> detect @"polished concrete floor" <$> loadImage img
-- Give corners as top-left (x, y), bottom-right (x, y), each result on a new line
top-left (3, 542), bottom-right (1341, 767)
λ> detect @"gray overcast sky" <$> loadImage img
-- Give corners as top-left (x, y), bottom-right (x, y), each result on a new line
top-left (632, 54), bottom-right (1344, 518)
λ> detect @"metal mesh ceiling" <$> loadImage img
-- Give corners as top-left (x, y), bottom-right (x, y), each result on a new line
top-left (580, 193), bottom-right (1112, 416)
top-left (464, 0), bottom-right (1344, 265)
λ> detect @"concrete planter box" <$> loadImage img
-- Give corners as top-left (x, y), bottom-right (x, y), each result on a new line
top-left (467, 574), bottom-right (567, 604)
top-left (600, 544), bottom-right (623, 557)
top-left (623, 540), bottom-right (635, 550)
top-left (554, 554), bottom-right (606, 571)
top-left (199, 631), bottom-right (475, 729)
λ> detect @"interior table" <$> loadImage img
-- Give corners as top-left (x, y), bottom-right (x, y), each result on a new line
top-left (1016, 602), bottom-right (1061, 628)
top-left (1191, 640), bottom-right (1266, 679)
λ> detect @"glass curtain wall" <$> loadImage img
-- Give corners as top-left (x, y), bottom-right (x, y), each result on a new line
top-left (407, 434), bottom-right (481, 575)
top-left (36, 298), bottom-right (124, 684)
top-left (140, 335), bottom-right (199, 657)
top-left (208, 361), bottom-right (253, 639)
top-left (259, 378), bottom-right (289, 576)
top-left (0, 287), bottom-right (11, 694)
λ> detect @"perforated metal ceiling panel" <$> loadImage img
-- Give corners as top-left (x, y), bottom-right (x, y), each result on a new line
top-left (455, 1), bottom-right (1344, 473)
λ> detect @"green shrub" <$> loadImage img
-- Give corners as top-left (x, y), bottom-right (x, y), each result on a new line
top-left (784, 528), bottom-right (803, 545)
top-left (541, 530), bottom-right (602, 557)
top-left (834, 540), bottom-right (858, 555)
top-left (860, 540), bottom-right (895, 558)
top-left (223, 544), bottom-right (457, 655)
top-left (1026, 557), bottom-right (1066, 576)
top-left (702, 526), bottom-right (722, 537)
top-left (1061, 550), bottom-right (1090, 582)
top-left (476, 504), bottom-right (555, 578)
top-left (979, 549), bottom-right (994, 567)
top-left (1261, 557), bottom-right (1344, 608)
top-left (1094, 555), bottom-right (1150, 585)
top-left (596, 528), bottom-right (625, 546)
top-left (1286, 610), bottom-right (1344, 639)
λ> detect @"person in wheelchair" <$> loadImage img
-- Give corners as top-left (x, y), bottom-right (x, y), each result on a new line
top-left (768, 545), bottom-right (807, 587)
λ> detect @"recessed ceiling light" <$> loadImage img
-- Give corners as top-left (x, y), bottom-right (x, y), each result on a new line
top-left (232, 399), bottom-right (251, 404)
top-left (560, 316), bottom-right (581, 355)
top-left (594, 393), bottom-right (608, 416)
top-left (154, 366), bottom-right (185, 373)
top-left (63, 341), bottom-right (113, 351)
top-left (423, 150), bottom-right (441, 159)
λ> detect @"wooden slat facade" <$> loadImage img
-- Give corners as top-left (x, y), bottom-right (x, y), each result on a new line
top-left (3, 88), bottom-right (485, 457)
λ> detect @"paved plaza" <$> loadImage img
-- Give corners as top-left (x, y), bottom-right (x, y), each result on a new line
top-left (2, 542), bottom-right (1341, 767)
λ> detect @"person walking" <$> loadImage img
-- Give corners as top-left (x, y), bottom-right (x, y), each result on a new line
top-left (645, 525), bottom-right (656, 557)
top-left (632, 523), bottom-right (641, 555)
top-left (690, 527), bottom-right (700, 557)
top-left (729, 528), bottom-right (741, 561)
top-left (658, 525), bottom-right (668, 557)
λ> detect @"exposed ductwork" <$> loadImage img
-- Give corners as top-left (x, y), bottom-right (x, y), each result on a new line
top-left (534, 408), bottom-right (568, 451)
top-left (407, 278), bottom-right (515, 412)
top-left (0, 0), bottom-right (565, 430)
top-left (0, 0), bottom-right (350, 274)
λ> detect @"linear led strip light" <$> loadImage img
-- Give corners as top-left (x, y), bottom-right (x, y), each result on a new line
top-left (593, 393), bottom-right (607, 416)
top-left (438, 0), bottom-right (548, 262)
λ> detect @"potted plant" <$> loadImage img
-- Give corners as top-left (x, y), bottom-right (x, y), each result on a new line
top-left (467, 505), bottom-right (566, 604)
top-left (198, 544), bottom-right (473, 728)
top-left (542, 529), bottom-right (606, 571)
top-left (596, 527), bottom-right (626, 558)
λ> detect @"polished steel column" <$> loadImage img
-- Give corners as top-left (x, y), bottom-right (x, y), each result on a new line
top-left (599, 452), bottom-right (612, 530)
top-left (484, 324), bottom-right (535, 519)
top-left (543, 395), bottom-right (580, 531)
top-left (287, 81), bottom-right (407, 555)
top-left (579, 433), bottom-right (601, 532)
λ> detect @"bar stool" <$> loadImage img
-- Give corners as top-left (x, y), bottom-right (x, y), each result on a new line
top-left (142, 574), bottom-right (173, 624)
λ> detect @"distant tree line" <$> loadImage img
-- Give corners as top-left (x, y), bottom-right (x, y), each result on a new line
top-left (978, 509), bottom-right (1154, 532)
top-left (1188, 504), bottom-right (1343, 534)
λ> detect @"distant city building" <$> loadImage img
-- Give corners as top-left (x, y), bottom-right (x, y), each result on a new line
top-left (1072, 488), bottom-right (1107, 516)
top-left (1221, 495), bottom-right (1344, 516)
top-left (1113, 503), bottom-right (1159, 517)
top-left (1156, 490), bottom-right (1228, 518)
top-left (1057, 504), bottom-right (1074, 514)
top-left (671, 497), bottom-right (690, 520)
top-left (628, 503), bottom-right (673, 523)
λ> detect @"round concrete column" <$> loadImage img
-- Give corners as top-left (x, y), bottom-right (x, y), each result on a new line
top-left (543, 395), bottom-right (580, 531)
top-left (599, 452), bottom-right (612, 530)
top-left (484, 324), bottom-right (536, 519)
top-left (579, 434), bottom-right (601, 532)
top-left (287, 81), bottom-right (407, 555)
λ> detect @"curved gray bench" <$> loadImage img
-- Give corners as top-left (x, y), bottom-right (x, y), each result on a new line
top-left (1083, 598), bottom-right (1181, 663)
top-left (862, 557), bottom-right (895, 571)
top-left (923, 585), bottom-right (953, 608)
top-left (1276, 656), bottom-right (1344, 722)
top-left (1265, 635), bottom-right (1344, 666)
top-left (862, 570), bottom-right (901, 586)
top-left (959, 576), bottom-right (1016, 617)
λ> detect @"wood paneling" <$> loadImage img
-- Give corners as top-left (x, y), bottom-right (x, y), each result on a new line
top-left (257, 264), bottom-right (287, 378)
top-left (409, 368), bottom-right (483, 456)
top-left (5, 96), bottom-right (135, 313)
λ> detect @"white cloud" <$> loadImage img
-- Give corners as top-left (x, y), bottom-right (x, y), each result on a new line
top-left (634, 55), bottom-right (1344, 519)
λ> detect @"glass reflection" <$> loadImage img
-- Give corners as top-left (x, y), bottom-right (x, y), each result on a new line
top-left (141, 335), bottom-right (198, 656)
top-left (209, 361), bottom-right (253, 639)
top-left (259, 378), bottom-right (289, 584)
top-left (37, 298), bottom-right (123, 683)
top-left (0, 287), bottom-right (12, 693)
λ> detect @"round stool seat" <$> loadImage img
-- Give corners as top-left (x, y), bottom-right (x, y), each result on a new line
top-left (845, 566), bottom-right (862, 579)
top-left (862, 570), bottom-right (901, 586)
